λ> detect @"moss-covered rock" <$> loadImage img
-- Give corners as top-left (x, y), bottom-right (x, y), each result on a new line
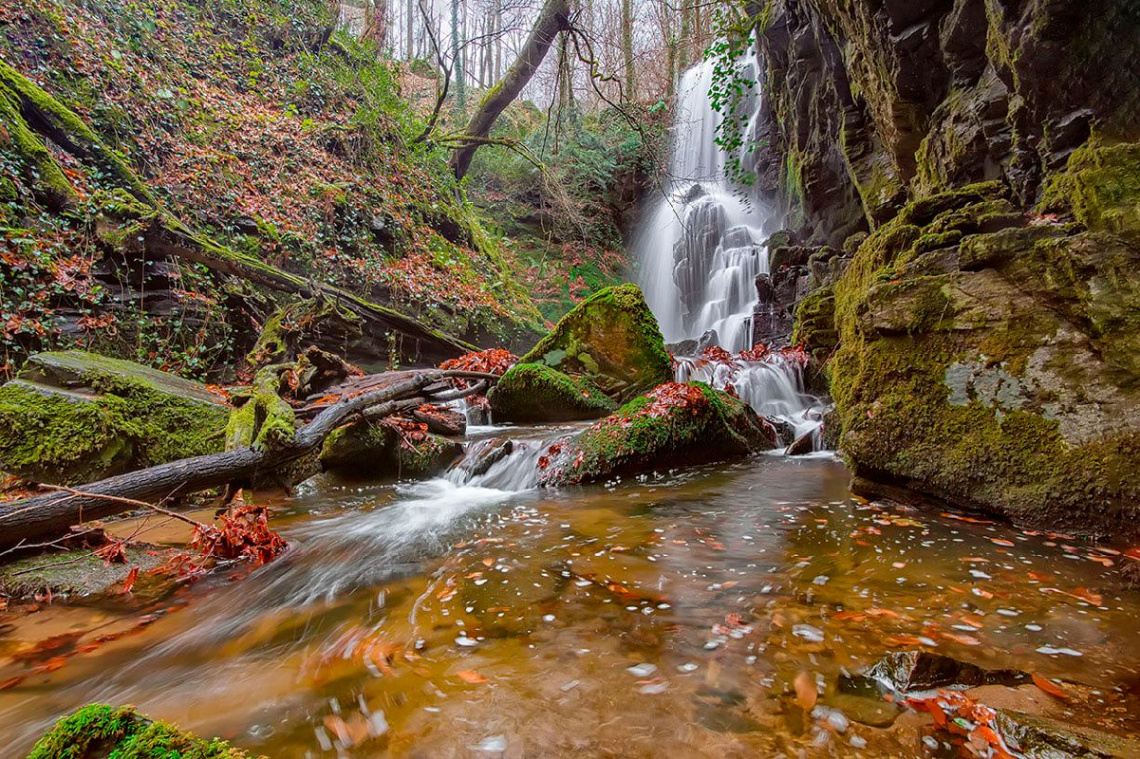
top-left (539, 382), bottom-right (777, 486)
top-left (520, 284), bottom-right (672, 402)
top-left (824, 179), bottom-right (1140, 535)
top-left (791, 285), bottom-right (838, 361)
top-left (0, 351), bottom-right (229, 484)
top-left (487, 363), bottom-right (616, 423)
top-left (320, 420), bottom-right (462, 479)
top-left (28, 703), bottom-right (251, 759)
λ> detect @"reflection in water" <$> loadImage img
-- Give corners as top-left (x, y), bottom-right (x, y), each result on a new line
top-left (2, 449), bottom-right (1138, 757)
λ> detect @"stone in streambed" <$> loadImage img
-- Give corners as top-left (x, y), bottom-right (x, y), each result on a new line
top-left (488, 363), bottom-right (616, 423)
top-left (28, 703), bottom-right (251, 758)
top-left (865, 651), bottom-right (1030, 693)
top-left (785, 430), bottom-right (815, 456)
top-left (539, 382), bottom-right (778, 486)
top-left (995, 709), bottom-right (1140, 758)
top-left (0, 350), bottom-right (229, 484)
top-left (520, 284), bottom-right (672, 403)
top-left (320, 419), bottom-right (462, 479)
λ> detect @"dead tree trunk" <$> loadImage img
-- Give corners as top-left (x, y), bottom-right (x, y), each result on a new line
top-left (0, 370), bottom-right (497, 550)
top-left (449, 0), bottom-right (571, 179)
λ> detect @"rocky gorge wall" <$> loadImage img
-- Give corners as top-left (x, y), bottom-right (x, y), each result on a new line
top-left (751, 0), bottom-right (1140, 534)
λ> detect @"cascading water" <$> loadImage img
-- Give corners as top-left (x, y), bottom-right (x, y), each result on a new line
top-left (635, 50), bottom-right (827, 449)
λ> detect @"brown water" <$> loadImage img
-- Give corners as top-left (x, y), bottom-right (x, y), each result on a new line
top-left (2, 432), bottom-right (1138, 758)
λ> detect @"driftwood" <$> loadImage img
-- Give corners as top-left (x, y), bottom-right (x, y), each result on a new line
top-left (0, 369), bottom-right (497, 550)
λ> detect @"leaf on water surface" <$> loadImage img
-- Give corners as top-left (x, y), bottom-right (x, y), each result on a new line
top-left (1031, 673), bottom-right (1070, 701)
top-left (990, 538), bottom-right (1015, 547)
top-left (793, 670), bottom-right (817, 712)
top-left (457, 669), bottom-right (489, 684)
top-left (118, 565), bottom-right (139, 594)
top-left (1041, 587), bottom-right (1103, 606)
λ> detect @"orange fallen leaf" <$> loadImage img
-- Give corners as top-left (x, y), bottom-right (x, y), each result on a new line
top-left (457, 669), bottom-right (489, 684)
top-left (119, 566), bottom-right (139, 594)
top-left (1032, 673), bottom-right (1070, 701)
top-left (793, 670), bottom-right (817, 712)
top-left (990, 538), bottom-right (1015, 547)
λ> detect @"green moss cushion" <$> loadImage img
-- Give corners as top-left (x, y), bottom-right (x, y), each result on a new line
top-left (488, 363), bottom-right (616, 422)
top-left (0, 351), bottom-right (229, 484)
top-left (539, 381), bottom-right (777, 486)
top-left (320, 420), bottom-right (462, 479)
top-left (521, 284), bottom-right (672, 402)
top-left (28, 704), bottom-right (251, 759)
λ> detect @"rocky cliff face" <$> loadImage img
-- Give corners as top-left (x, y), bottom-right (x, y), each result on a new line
top-left (754, 0), bottom-right (1140, 534)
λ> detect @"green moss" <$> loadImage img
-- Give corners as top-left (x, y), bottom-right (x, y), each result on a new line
top-left (28, 704), bottom-right (250, 759)
top-left (0, 60), bottom-right (157, 205)
top-left (320, 420), bottom-right (461, 478)
top-left (791, 285), bottom-right (838, 359)
top-left (225, 367), bottom-right (296, 452)
top-left (1039, 139), bottom-right (1140, 240)
top-left (488, 363), bottom-right (616, 423)
top-left (521, 284), bottom-right (672, 402)
top-left (0, 352), bottom-right (228, 483)
top-left (0, 85), bottom-right (75, 210)
top-left (827, 179), bottom-right (1139, 532)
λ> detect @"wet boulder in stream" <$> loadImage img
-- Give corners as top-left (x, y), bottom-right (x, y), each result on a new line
top-left (539, 381), bottom-right (778, 486)
top-left (320, 418), bottom-right (462, 479)
top-left (520, 284), bottom-right (672, 403)
top-left (488, 363), bottom-right (616, 423)
top-left (0, 350), bottom-right (229, 484)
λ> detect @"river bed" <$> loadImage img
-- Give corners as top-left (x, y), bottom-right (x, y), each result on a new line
top-left (1, 430), bottom-right (1138, 757)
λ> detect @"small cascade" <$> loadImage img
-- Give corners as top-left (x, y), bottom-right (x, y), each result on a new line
top-left (675, 354), bottom-right (824, 448)
top-left (635, 48), bottom-right (830, 451)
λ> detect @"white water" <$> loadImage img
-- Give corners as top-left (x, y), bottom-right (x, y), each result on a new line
top-left (635, 50), bottom-right (827, 449)
top-left (635, 52), bottom-right (771, 351)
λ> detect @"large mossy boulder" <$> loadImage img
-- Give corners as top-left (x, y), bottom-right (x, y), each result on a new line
top-left (0, 351), bottom-right (229, 484)
top-left (520, 284), bottom-right (672, 402)
top-left (821, 164), bottom-right (1140, 535)
top-left (320, 419), bottom-right (462, 479)
top-left (487, 363), bottom-right (616, 423)
top-left (539, 382), bottom-right (777, 486)
top-left (28, 703), bottom-right (250, 758)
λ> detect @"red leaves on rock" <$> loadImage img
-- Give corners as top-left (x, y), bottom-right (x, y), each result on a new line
top-left (118, 566), bottom-right (139, 595)
top-left (94, 539), bottom-right (128, 566)
top-left (906, 689), bottom-right (1018, 758)
top-left (385, 416), bottom-right (428, 444)
top-left (439, 348), bottom-right (518, 376)
top-left (641, 382), bottom-right (709, 419)
top-left (192, 504), bottom-right (287, 566)
top-left (738, 343), bottom-right (771, 362)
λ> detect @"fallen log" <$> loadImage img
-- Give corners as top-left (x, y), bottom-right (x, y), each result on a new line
top-left (0, 369), bottom-right (497, 550)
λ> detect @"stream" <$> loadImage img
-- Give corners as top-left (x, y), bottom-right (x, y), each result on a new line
top-left (1, 432), bottom-right (1138, 757)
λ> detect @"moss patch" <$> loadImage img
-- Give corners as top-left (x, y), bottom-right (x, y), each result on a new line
top-left (28, 703), bottom-right (251, 759)
top-left (827, 182), bottom-right (1140, 534)
top-left (521, 284), bottom-right (672, 402)
top-left (488, 363), bottom-right (616, 423)
top-left (320, 421), bottom-right (461, 479)
top-left (0, 351), bottom-right (228, 484)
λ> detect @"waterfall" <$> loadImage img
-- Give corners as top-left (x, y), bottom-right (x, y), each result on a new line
top-left (635, 50), bottom-right (771, 352)
top-left (634, 49), bottom-right (828, 450)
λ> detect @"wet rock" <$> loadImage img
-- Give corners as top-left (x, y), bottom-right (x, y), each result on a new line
top-left (0, 351), bottom-right (229, 484)
top-left (695, 705), bottom-right (765, 734)
top-left (28, 704), bottom-right (248, 758)
top-left (520, 284), bottom-right (672, 403)
top-left (539, 382), bottom-right (778, 486)
top-left (785, 431), bottom-right (815, 456)
top-left (820, 407), bottom-right (841, 450)
top-left (411, 405), bottom-right (466, 436)
top-left (995, 710), bottom-right (1140, 758)
top-left (826, 693), bottom-right (900, 728)
top-left (320, 420), bottom-right (462, 480)
top-left (866, 651), bottom-right (1030, 693)
top-left (450, 438), bottom-right (514, 479)
top-left (0, 541), bottom-right (176, 600)
top-left (768, 417), bottom-right (798, 446)
top-left (487, 363), bottom-right (616, 423)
